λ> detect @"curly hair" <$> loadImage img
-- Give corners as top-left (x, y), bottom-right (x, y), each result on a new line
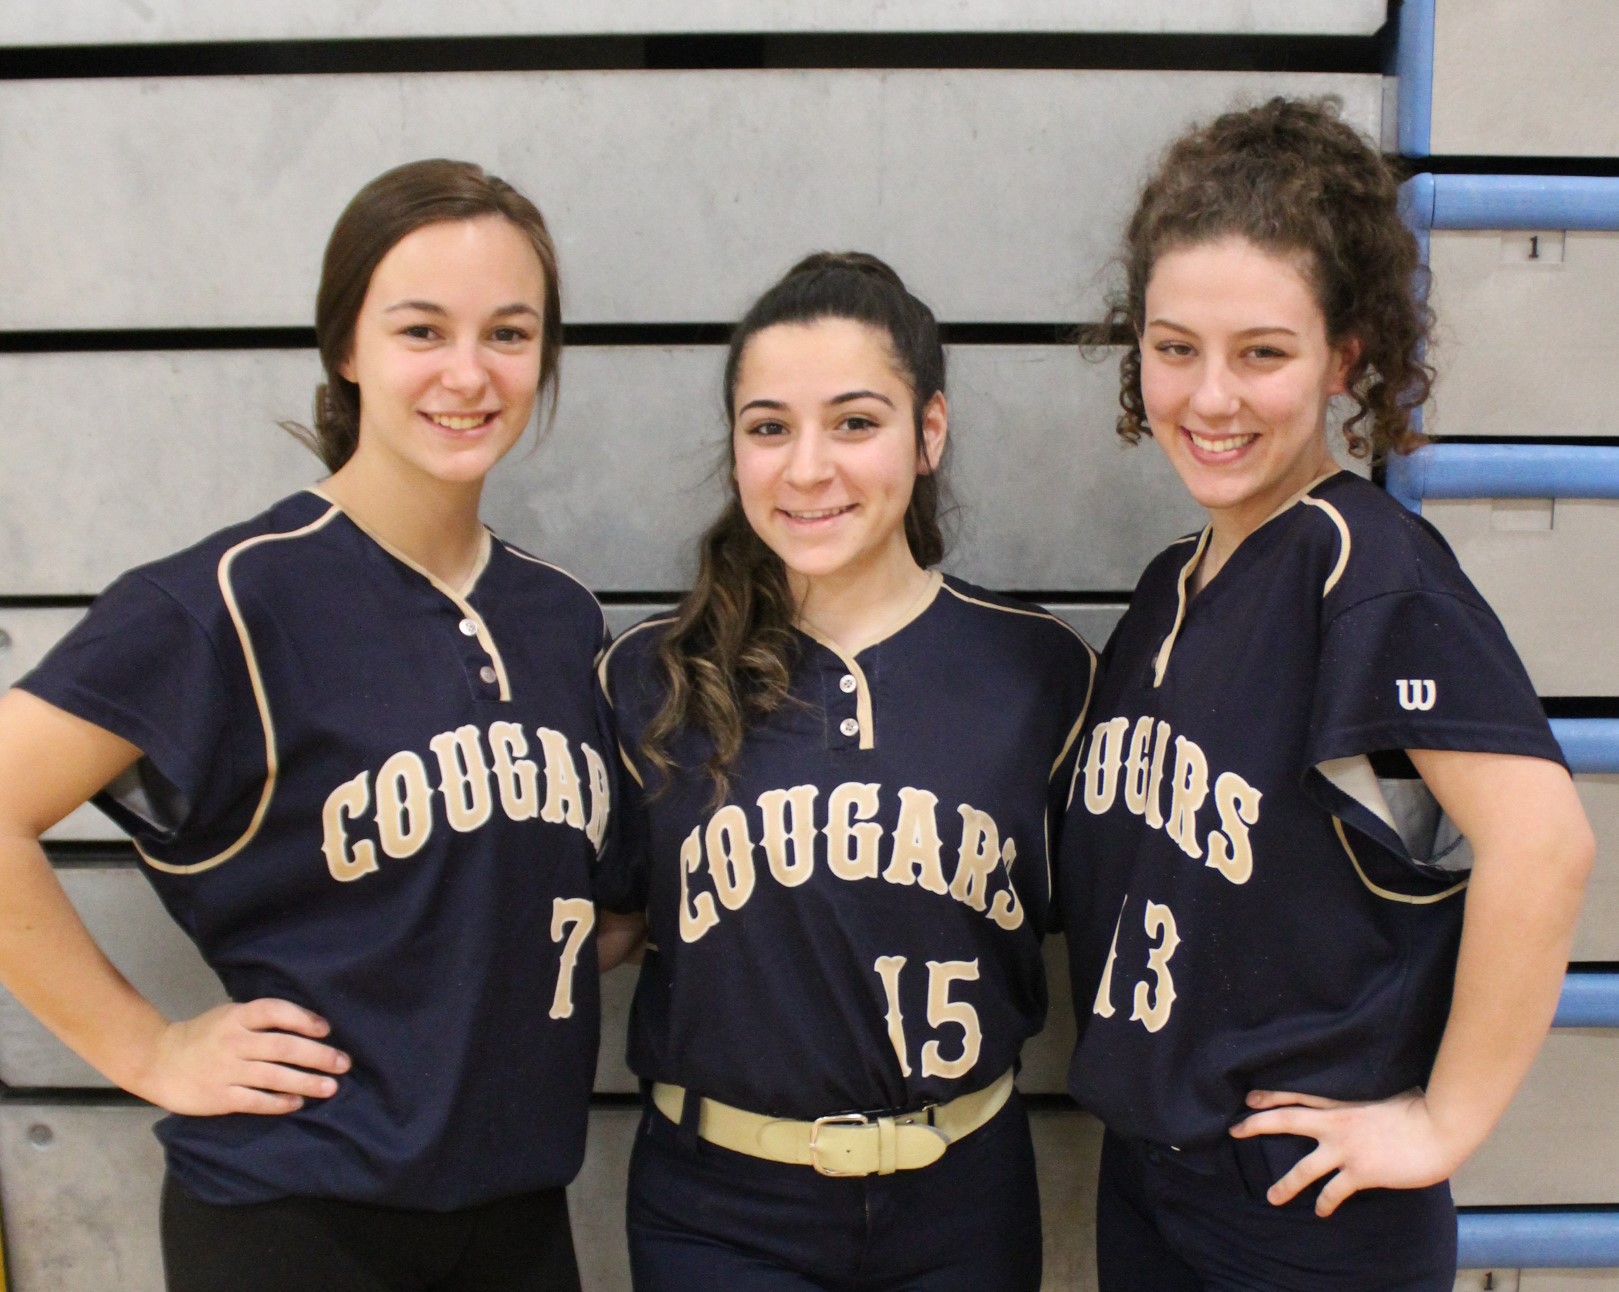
top-left (1099, 96), bottom-right (1432, 460)
top-left (640, 251), bottom-right (951, 799)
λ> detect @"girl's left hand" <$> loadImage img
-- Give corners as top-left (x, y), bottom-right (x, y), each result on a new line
top-left (1230, 1088), bottom-right (1467, 1216)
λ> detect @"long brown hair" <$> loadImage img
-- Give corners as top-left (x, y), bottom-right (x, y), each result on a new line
top-left (1099, 96), bottom-right (1433, 460)
top-left (641, 251), bottom-right (951, 796)
top-left (285, 158), bottom-right (564, 471)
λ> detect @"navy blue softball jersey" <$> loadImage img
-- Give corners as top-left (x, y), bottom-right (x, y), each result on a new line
top-left (1059, 471), bottom-right (1565, 1149)
top-left (598, 572), bottom-right (1096, 1119)
top-left (22, 489), bottom-right (610, 1208)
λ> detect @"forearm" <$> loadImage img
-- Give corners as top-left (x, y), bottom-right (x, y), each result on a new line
top-left (0, 831), bottom-right (170, 1094)
top-left (596, 908), bottom-right (648, 971)
top-left (1423, 825), bottom-right (1592, 1165)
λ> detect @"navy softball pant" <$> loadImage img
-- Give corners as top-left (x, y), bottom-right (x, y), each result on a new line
top-left (627, 1089), bottom-right (1043, 1292)
top-left (1095, 1127), bottom-right (1457, 1291)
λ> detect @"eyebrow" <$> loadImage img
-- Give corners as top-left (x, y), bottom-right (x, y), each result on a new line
top-left (736, 390), bottom-right (897, 417)
top-left (383, 300), bottom-right (542, 319)
top-left (1147, 318), bottom-right (1299, 339)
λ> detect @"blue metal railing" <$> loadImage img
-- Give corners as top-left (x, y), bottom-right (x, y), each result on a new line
top-left (1460, 1211), bottom-right (1619, 1269)
top-left (1384, 444), bottom-right (1619, 514)
top-left (1402, 173), bottom-right (1619, 233)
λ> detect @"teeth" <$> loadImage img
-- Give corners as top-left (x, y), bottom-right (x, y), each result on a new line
top-left (428, 413), bottom-right (489, 431)
top-left (787, 506), bottom-right (852, 521)
top-left (1188, 430), bottom-right (1255, 453)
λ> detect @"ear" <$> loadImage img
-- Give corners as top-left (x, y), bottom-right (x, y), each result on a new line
top-left (338, 353), bottom-right (357, 384)
top-left (1327, 334), bottom-right (1364, 397)
top-left (917, 392), bottom-right (949, 474)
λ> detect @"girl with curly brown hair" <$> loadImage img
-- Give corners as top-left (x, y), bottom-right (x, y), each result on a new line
top-left (1056, 97), bottom-right (1593, 1290)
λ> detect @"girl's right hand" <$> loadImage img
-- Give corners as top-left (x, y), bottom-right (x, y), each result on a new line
top-left (130, 999), bottom-right (349, 1115)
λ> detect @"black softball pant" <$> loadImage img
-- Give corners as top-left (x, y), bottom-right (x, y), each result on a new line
top-left (161, 1173), bottom-right (581, 1292)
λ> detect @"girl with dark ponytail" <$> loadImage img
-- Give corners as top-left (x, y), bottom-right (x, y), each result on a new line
top-left (597, 252), bottom-right (1097, 1290)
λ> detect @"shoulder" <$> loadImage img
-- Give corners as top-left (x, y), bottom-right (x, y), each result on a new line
top-left (93, 491), bottom-right (339, 632)
top-left (490, 538), bottom-right (608, 645)
top-left (596, 611), bottom-right (679, 717)
top-left (1138, 532), bottom-right (1204, 591)
top-left (936, 575), bottom-right (1096, 665)
top-left (1305, 472), bottom-right (1482, 611)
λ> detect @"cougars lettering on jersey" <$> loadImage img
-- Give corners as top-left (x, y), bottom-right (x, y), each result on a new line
top-left (322, 721), bottom-right (609, 881)
top-left (1077, 716), bottom-right (1262, 886)
top-left (675, 781), bottom-right (1027, 943)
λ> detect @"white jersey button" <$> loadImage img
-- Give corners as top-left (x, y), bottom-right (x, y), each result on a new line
top-left (479, 665), bottom-right (498, 684)
top-left (459, 618), bottom-right (479, 636)
top-left (839, 674), bottom-right (857, 693)
top-left (839, 717), bottom-right (860, 738)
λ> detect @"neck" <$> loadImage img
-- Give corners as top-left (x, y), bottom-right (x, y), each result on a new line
top-left (322, 452), bottom-right (487, 591)
top-left (792, 547), bottom-right (933, 656)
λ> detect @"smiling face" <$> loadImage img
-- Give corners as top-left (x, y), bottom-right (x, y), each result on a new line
top-left (1139, 236), bottom-right (1359, 544)
top-left (730, 317), bottom-right (946, 602)
top-left (338, 215), bottom-right (548, 492)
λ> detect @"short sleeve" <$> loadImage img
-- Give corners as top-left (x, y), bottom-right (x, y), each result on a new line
top-left (18, 571), bottom-right (234, 839)
top-left (1308, 589), bottom-right (1563, 769)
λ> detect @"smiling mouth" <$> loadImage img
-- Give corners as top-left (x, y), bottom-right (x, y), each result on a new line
top-left (424, 412), bottom-right (497, 431)
top-left (1186, 429), bottom-right (1257, 453)
top-left (782, 505), bottom-right (856, 521)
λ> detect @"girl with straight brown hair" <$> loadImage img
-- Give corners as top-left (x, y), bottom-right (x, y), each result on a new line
top-left (0, 159), bottom-right (606, 1291)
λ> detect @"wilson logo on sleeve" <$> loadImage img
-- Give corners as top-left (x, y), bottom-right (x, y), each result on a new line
top-left (1396, 679), bottom-right (1437, 711)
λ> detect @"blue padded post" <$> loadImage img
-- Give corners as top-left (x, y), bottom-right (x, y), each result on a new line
top-left (1385, 444), bottom-right (1619, 515)
top-left (1555, 974), bottom-right (1619, 1029)
top-left (1459, 1211), bottom-right (1619, 1269)
top-left (1430, 175), bottom-right (1619, 231)
top-left (1552, 719), bottom-right (1619, 775)
top-left (1395, 0), bottom-right (1435, 157)
top-left (1398, 173), bottom-right (1435, 267)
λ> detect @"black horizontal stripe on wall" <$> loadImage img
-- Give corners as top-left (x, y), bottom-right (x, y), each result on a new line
top-left (0, 324), bottom-right (1116, 354)
top-left (1543, 698), bottom-right (1619, 720)
top-left (1418, 156), bottom-right (1619, 178)
top-left (1420, 434), bottom-right (1619, 448)
top-left (0, 31), bottom-right (1384, 81)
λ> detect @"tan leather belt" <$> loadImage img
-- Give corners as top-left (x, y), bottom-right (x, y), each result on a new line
top-left (650, 1068), bottom-right (1014, 1177)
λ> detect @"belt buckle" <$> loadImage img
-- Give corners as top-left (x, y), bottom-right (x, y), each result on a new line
top-left (809, 1112), bottom-right (869, 1177)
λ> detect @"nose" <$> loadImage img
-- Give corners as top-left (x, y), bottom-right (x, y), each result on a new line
top-left (783, 428), bottom-right (834, 489)
top-left (1188, 357), bottom-right (1240, 422)
top-left (439, 340), bottom-right (489, 398)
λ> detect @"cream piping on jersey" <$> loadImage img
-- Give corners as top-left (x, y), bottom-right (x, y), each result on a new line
top-left (138, 504), bottom-right (345, 876)
top-left (796, 569), bottom-right (944, 752)
top-left (1151, 531), bottom-right (1208, 689)
top-left (1300, 495), bottom-right (1351, 596)
top-left (1331, 817), bottom-right (1468, 905)
top-left (597, 615), bottom-right (680, 789)
top-left (307, 487), bottom-right (511, 701)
